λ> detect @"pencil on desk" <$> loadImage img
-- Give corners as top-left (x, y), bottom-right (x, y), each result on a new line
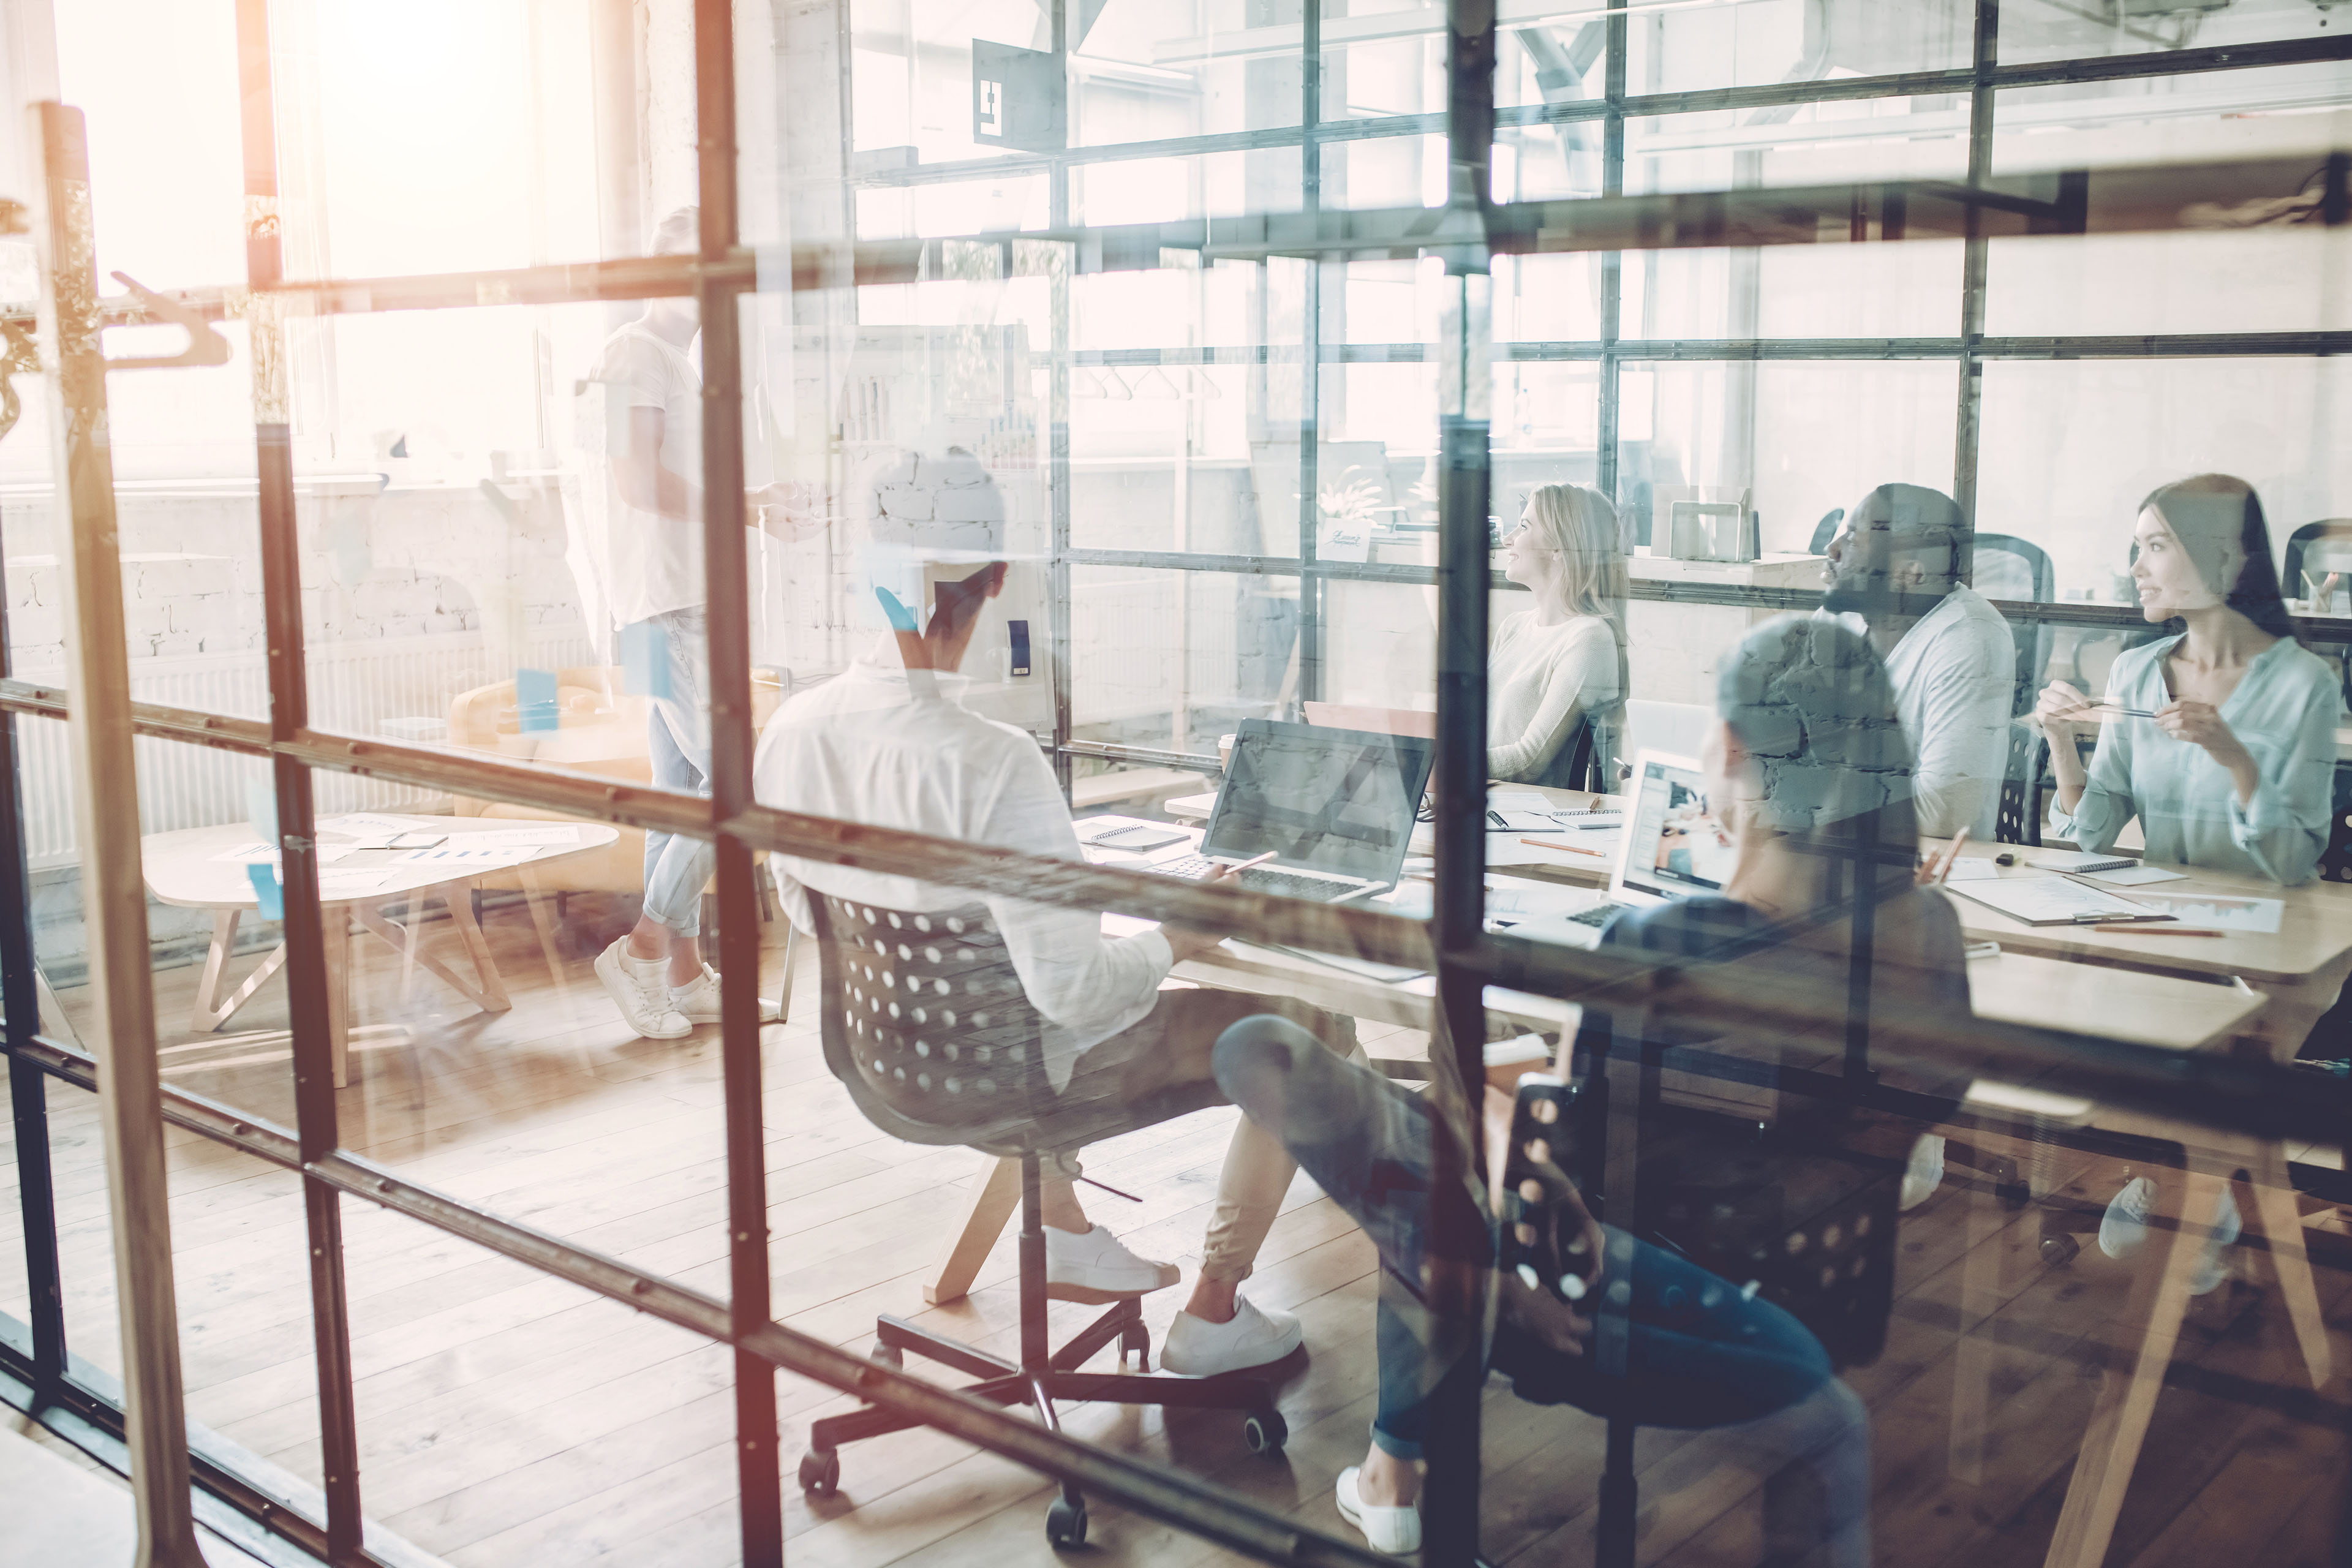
top-left (2090, 924), bottom-right (2222, 935)
top-left (1521, 837), bottom-right (1607, 858)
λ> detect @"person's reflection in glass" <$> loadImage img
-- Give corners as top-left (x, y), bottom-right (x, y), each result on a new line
top-left (2034, 475), bottom-right (2337, 1280)
top-left (1820, 483), bottom-right (2016, 843)
top-left (2037, 474), bottom-right (2337, 885)
top-left (1490, 483), bottom-right (1628, 785)
top-left (1213, 618), bottom-right (1969, 1564)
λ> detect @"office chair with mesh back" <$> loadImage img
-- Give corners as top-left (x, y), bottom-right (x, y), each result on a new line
top-left (796, 892), bottom-right (1288, 1548)
top-left (1975, 533), bottom-right (2056, 847)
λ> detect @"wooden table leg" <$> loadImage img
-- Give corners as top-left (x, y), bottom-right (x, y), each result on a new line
top-left (1948, 1163), bottom-right (2010, 1485)
top-left (516, 862), bottom-right (571, 992)
top-left (187, 908), bottom-right (289, 1035)
top-left (2043, 1168), bottom-right (2221, 1568)
top-left (350, 881), bottom-right (513, 1014)
top-left (2244, 1144), bottom-right (2334, 1390)
top-left (441, 878), bottom-right (512, 1011)
top-left (322, 903), bottom-right (350, 1090)
top-left (923, 1153), bottom-right (1023, 1306)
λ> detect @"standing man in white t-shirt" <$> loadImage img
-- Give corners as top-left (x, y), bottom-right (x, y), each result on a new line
top-left (571, 207), bottom-right (825, 1039)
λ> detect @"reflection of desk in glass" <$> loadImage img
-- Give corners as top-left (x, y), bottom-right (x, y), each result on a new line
top-left (140, 816), bottom-right (620, 1088)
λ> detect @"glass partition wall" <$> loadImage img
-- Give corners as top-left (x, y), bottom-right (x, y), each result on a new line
top-left (2, 2), bottom-right (2351, 1568)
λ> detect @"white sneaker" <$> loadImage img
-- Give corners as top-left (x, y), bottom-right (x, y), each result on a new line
top-left (1042, 1224), bottom-right (1180, 1302)
top-left (2100, 1178), bottom-right (2241, 1295)
top-left (668, 963), bottom-right (783, 1025)
top-left (1159, 1297), bottom-right (1305, 1376)
top-left (1899, 1133), bottom-right (1947, 1212)
top-left (595, 937), bottom-right (691, 1040)
top-left (1335, 1467), bottom-right (1421, 1556)
top-left (2098, 1177), bottom-right (2158, 1262)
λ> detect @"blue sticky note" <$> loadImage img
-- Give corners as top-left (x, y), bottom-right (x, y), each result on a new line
top-left (875, 586), bottom-right (919, 632)
top-left (619, 620), bottom-right (671, 701)
top-left (246, 862), bottom-right (284, 921)
top-left (516, 665), bottom-right (559, 733)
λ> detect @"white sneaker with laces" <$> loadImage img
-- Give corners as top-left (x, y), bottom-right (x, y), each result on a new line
top-left (1159, 1297), bottom-right (1305, 1376)
top-left (668, 963), bottom-right (783, 1025)
top-left (1335, 1467), bottom-right (1421, 1556)
top-left (1042, 1224), bottom-right (1180, 1302)
top-left (595, 937), bottom-right (691, 1040)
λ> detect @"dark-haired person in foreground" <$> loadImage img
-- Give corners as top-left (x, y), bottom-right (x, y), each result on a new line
top-left (2035, 474), bottom-right (2338, 1283)
top-left (1214, 617), bottom-right (1980, 1561)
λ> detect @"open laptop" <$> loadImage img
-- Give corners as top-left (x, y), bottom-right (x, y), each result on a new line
top-left (1512, 750), bottom-right (1728, 946)
top-left (1148, 718), bottom-right (1435, 903)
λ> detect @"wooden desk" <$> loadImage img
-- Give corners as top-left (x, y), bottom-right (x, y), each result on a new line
top-left (1929, 841), bottom-right (2352, 1061)
top-left (142, 815), bottom-right (620, 1088)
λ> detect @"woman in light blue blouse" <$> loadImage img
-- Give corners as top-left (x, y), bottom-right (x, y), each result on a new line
top-left (2037, 475), bottom-right (2337, 888)
top-left (2037, 475), bottom-right (2336, 1286)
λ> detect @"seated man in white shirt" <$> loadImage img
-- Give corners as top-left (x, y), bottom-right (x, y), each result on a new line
top-left (1821, 483), bottom-right (2018, 844)
top-left (753, 449), bottom-right (1363, 1378)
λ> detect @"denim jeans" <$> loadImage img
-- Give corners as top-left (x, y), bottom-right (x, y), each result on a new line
top-left (637, 605), bottom-right (715, 939)
top-left (1212, 1016), bottom-right (1871, 1568)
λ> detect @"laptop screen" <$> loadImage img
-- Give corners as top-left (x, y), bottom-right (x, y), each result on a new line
top-left (1204, 720), bottom-right (1434, 884)
top-left (1616, 754), bottom-right (1736, 905)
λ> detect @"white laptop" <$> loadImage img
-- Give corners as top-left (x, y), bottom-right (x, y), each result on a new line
top-left (1503, 750), bottom-right (1729, 948)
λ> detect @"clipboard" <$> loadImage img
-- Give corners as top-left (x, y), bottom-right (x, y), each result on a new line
top-left (1944, 875), bottom-right (2177, 928)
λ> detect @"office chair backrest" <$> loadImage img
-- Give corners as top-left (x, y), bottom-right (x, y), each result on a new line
top-left (1971, 533), bottom-right (2054, 714)
top-left (2284, 522), bottom-right (2352, 720)
top-left (809, 892), bottom-right (1053, 1153)
top-left (1526, 709), bottom-right (1605, 791)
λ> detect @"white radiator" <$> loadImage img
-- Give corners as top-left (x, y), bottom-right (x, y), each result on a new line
top-left (10, 628), bottom-right (594, 870)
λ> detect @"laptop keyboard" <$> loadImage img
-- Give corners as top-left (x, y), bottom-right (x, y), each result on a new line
top-left (1147, 855), bottom-right (1369, 903)
top-left (1567, 900), bottom-right (1631, 929)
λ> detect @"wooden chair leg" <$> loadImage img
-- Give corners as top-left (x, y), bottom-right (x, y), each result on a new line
top-left (2043, 1169), bottom-right (2221, 1568)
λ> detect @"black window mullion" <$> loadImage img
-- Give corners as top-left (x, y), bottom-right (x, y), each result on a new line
top-left (1953, 0), bottom-right (1999, 546)
top-left (0, 526), bottom-right (65, 1402)
top-left (232, 4), bottom-right (368, 1561)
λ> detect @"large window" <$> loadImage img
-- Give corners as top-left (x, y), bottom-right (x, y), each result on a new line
top-left (4, 4), bottom-right (2350, 1568)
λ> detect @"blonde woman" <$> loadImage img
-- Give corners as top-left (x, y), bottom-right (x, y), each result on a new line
top-left (1490, 482), bottom-right (1629, 783)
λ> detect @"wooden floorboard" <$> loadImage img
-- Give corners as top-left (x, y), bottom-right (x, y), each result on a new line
top-left (11, 900), bottom-right (2350, 1567)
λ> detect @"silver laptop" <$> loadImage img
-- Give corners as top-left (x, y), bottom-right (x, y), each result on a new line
top-left (1148, 718), bottom-right (1436, 903)
top-left (1510, 750), bottom-right (1725, 946)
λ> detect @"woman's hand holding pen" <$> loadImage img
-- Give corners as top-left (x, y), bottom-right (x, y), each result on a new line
top-left (2035, 679), bottom-right (2097, 745)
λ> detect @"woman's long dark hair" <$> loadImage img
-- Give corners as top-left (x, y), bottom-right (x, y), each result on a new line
top-left (2139, 474), bottom-right (2296, 640)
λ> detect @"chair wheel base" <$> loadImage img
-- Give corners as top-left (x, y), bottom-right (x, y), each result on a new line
top-left (2040, 1232), bottom-right (2081, 1267)
top-left (1047, 1496), bottom-right (1088, 1548)
top-left (1242, 1408), bottom-right (1287, 1455)
top-left (799, 1448), bottom-right (840, 1497)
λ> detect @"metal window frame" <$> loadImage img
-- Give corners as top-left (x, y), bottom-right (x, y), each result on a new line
top-left (1, 4), bottom-right (2351, 1568)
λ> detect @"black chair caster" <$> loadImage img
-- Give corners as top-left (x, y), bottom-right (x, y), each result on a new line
top-left (1047, 1493), bottom-right (1088, 1548)
top-left (870, 1339), bottom-right (903, 1369)
top-left (1120, 1321), bottom-right (1151, 1371)
top-left (798, 1447), bottom-right (840, 1497)
top-left (1242, 1407), bottom-right (1288, 1455)
top-left (2040, 1231), bottom-right (2081, 1266)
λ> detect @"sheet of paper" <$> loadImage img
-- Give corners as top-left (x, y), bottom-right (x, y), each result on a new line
top-left (211, 841), bottom-right (353, 865)
top-left (1487, 790), bottom-right (1553, 813)
top-left (2122, 891), bottom-right (2285, 933)
top-left (2079, 863), bottom-right (2189, 887)
top-left (1485, 884), bottom-right (1598, 922)
top-left (323, 811), bottom-right (444, 838)
top-left (391, 843), bottom-right (537, 870)
top-left (315, 868), bottom-right (409, 899)
top-left (1939, 857), bottom-right (2000, 883)
top-left (447, 824), bottom-right (585, 849)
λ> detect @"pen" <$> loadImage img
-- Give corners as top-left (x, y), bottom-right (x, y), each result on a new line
top-left (1521, 837), bottom-right (1607, 858)
top-left (2091, 924), bottom-right (2222, 935)
top-left (1221, 850), bottom-right (1282, 876)
top-left (1488, 810), bottom-right (1508, 828)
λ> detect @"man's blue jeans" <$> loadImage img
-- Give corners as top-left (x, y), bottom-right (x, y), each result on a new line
top-left (635, 605), bottom-right (715, 939)
top-left (1212, 1016), bottom-right (1870, 1567)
